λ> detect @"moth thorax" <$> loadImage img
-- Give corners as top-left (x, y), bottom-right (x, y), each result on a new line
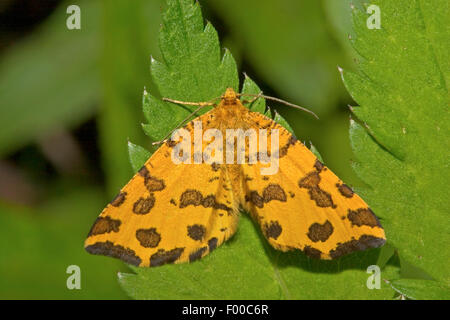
top-left (222, 87), bottom-right (239, 106)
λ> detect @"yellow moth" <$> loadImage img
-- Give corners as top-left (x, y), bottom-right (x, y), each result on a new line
top-left (85, 88), bottom-right (385, 267)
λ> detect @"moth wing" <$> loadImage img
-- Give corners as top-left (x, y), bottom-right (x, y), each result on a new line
top-left (85, 118), bottom-right (238, 267)
top-left (241, 112), bottom-right (386, 259)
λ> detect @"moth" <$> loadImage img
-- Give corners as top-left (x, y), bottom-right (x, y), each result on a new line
top-left (85, 88), bottom-right (386, 267)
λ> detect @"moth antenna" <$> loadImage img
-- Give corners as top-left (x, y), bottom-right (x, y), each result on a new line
top-left (153, 95), bottom-right (222, 146)
top-left (161, 98), bottom-right (215, 107)
top-left (240, 92), bottom-right (319, 120)
top-left (162, 94), bottom-right (222, 107)
top-left (239, 92), bottom-right (260, 105)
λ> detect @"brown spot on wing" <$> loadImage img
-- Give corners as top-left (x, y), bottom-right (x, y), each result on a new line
top-left (138, 165), bottom-right (165, 192)
top-left (138, 165), bottom-right (149, 177)
top-left (329, 235), bottom-right (385, 259)
top-left (88, 216), bottom-right (121, 236)
top-left (278, 135), bottom-right (297, 158)
top-left (136, 228), bottom-right (161, 248)
top-left (347, 208), bottom-right (381, 227)
top-left (213, 202), bottom-right (232, 214)
top-left (179, 189), bottom-right (203, 208)
top-left (263, 221), bottom-right (283, 240)
top-left (245, 191), bottom-right (264, 208)
top-left (314, 160), bottom-right (324, 172)
top-left (211, 163), bottom-right (220, 171)
top-left (187, 224), bottom-right (206, 241)
top-left (336, 183), bottom-right (354, 198)
top-left (133, 195), bottom-right (155, 214)
top-left (208, 237), bottom-right (218, 252)
top-left (110, 191), bottom-right (127, 207)
top-left (298, 171), bottom-right (321, 188)
top-left (303, 246), bottom-right (322, 259)
top-left (201, 195), bottom-right (216, 208)
top-left (189, 247), bottom-right (208, 262)
top-left (179, 190), bottom-right (232, 214)
top-left (203, 195), bottom-right (232, 213)
top-left (308, 187), bottom-right (336, 208)
top-left (262, 184), bottom-right (287, 203)
top-left (298, 171), bottom-right (336, 208)
top-left (145, 175), bottom-right (165, 192)
top-left (150, 248), bottom-right (184, 267)
top-left (85, 241), bottom-right (141, 266)
top-left (246, 185), bottom-right (287, 209)
top-left (307, 220), bottom-right (334, 242)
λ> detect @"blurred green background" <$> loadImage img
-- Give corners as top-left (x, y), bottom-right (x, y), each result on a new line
top-left (0, 0), bottom-right (361, 299)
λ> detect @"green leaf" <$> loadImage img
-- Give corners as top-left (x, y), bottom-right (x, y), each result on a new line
top-left (128, 141), bottom-right (151, 172)
top-left (241, 75), bottom-right (266, 114)
top-left (341, 0), bottom-right (449, 297)
top-left (322, 0), bottom-right (365, 60)
top-left (389, 279), bottom-right (450, 300)
top-left (376, 243), bottom-right (396, 270)
top-left (273, 112), bottom-right (295, 136)
top-left (143, 0), bottom-right (238, 142)
top-left (119, 0), bottom-right (398, 300)
top-left (309, 142), bottom-right (324, 163)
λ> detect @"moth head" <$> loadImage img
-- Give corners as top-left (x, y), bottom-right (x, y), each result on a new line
top-left (222, 87), bottom-right (239, 105)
